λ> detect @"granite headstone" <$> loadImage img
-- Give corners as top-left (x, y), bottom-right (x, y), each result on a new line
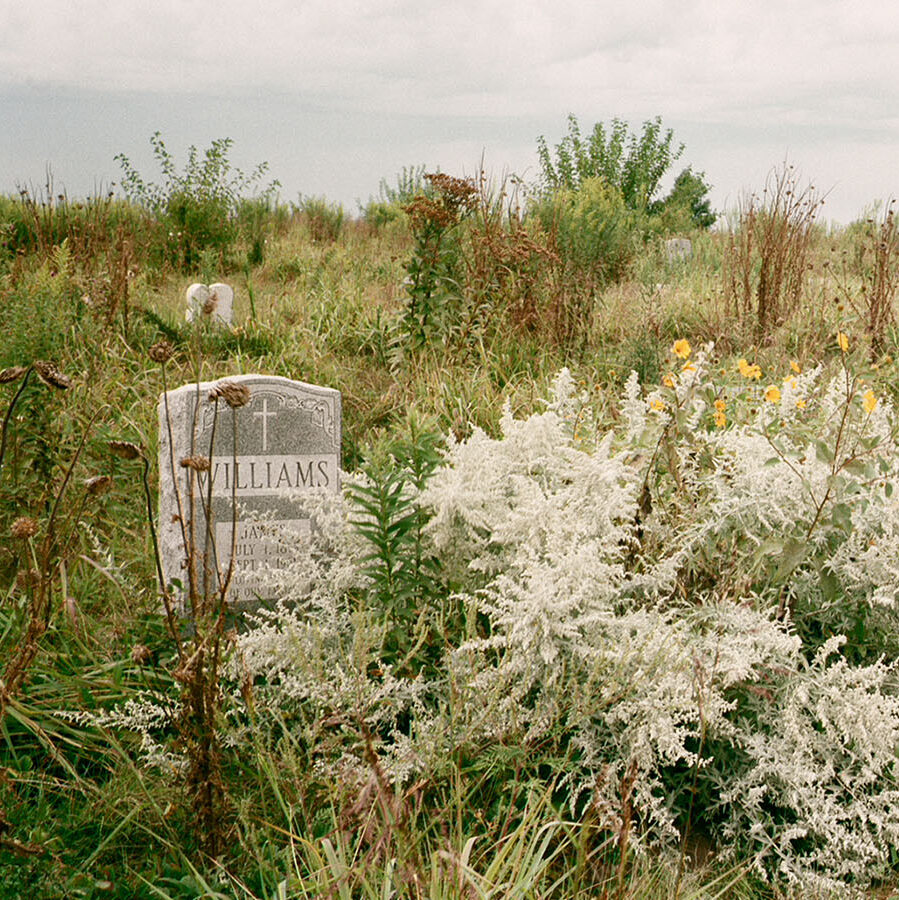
top-left (158, 375), bottom-right (341, 609)
top-left (665, 238), bottom-right (693, 263)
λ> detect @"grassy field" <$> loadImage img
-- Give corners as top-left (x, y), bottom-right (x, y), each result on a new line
top-left (2, 154), bottom-right (899, 899)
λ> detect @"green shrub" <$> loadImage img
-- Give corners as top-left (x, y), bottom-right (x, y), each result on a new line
top-left (536, 115), bottom-right (715, 235)
top-left (362, 164), bottom-right (427, 228)
top-left (537, 114), bottom-right (683, 208)
top-left (401, 173), bottom-right (476, 347)
top-left (296, 195), bottom-right (345, 243)
top-left (532, 178), bottom-right (646, 289)
top-left (115, 132), bottom-right (279, 271)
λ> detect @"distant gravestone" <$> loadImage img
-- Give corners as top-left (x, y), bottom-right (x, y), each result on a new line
top-left (185, 282), bottom-right (234, 326)
top-left (158, 375), bottom-right (341, 610)
top-left (665, 238), bottom-right (693, 263)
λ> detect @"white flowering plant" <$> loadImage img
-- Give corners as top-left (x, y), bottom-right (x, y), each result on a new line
top-left (85, 335), bottom-right (899, 892)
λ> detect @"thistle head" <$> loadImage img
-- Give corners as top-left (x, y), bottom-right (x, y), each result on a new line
top-left (208, 381), bottom-right (250, 409)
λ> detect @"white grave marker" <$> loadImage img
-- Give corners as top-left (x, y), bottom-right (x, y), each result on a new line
top-left (185, 282), bottom-right (234, 326)
top-left (158, 375), bottom-right (341, 609)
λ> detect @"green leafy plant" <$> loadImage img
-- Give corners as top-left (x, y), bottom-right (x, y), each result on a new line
top-left (115, 132), bottom-right (279, 271)
top-left (401, 173), bottom-right (477, 347)
top-left (296, 194), bottom-right (345, 243)
top-left (362, 164), bottom-right (427, 228)
top-left (537, 114), bottom-right (686, 212)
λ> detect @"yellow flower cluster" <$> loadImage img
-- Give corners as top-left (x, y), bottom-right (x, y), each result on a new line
top-left (764, 385), bottom-right (782, 404)
top-left (863, 390), bottom-right (878, 414)
top-left (738, 358), bottom-right (762, 380)
top-left (672, 339), bottom-right (692, 359)
top-left (713, 398), bottom-right (726, 428)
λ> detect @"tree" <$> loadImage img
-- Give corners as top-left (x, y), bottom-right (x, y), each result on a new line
top-left (536, 115), bottom-right (715, 231)
top-left (652, 166), bottom-right (717, 229)
top-left (537, 115), bottom-right (683, 209)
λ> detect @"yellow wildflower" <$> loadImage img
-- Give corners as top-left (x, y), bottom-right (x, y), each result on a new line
top-left (738, 358), bottom-right (763, 380)
top-left (764, 385), bottom-right (781, 404)
top-left (681, 361), bottom-right (697, 373)
top-left (837, 332), bottom-right (849, 352)
top-left (714, 410), bottom-right (726, 428)
top-left (649, 398), bottom-right (666, 412)
top-left (790, 360), bottom-right (801, 374)
top-left (662, 372), bottom-right (676, 388)
top-left (783, 375), bottom-right (797, 388)
top-left (796, 398), bottom-right (807, 410)
top-left (863, 390), bottom-right (878, 414)
top-left (714, 398), bottom-right (727, 412)
top-left (672, 339), bottom-right (692, 359)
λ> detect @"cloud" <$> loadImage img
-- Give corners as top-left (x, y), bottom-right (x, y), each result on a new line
top-left (4, 0), bottom-right (899, 221)
top-left (7, 0), bottom-right (897, 124)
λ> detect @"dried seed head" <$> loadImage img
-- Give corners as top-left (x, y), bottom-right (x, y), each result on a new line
top-left (11, 516), bottom-right (39, 539)
top-left (202, 294), bottom-right (218, 316)
top-left (148, 340), bottom-right (174, 364)
top-left (0, 366), bottom-right (28, 384)
top-left (131, 643), bottom-right (152, 665)
top-left (15, 567), bottom-right (40, 592)
top-left (33, 360), bottom-right (72, 390)
top-left (84, 474), bottom-right (113, 495)
top-left (180, 454), bottom-right (211, 472)
top-left (209, 381), bottom-right (250, 409)
top-left (108, 440), bottom-right (142, 460)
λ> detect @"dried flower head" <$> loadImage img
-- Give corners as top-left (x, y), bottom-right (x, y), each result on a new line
top-left (208, 381), bottom-right (250, 409)
top-left (15, 567), bottom-right (40, 592)
top-left (131, 643), bottom-right (152, 665)
top-left (148, 340), bottom-right (174, 364)
top-left (202, 295), bottom-right (218, 316)
top-left (11, 516), bottom-right (39, 539)
top-left (84, 474), bottom-right (113, 495)
top-left (180, 455), bottom-right (211, 472)
top-left (108, 440), bottom-right (142, 460)
top-left (0, 366), bottom-right (28, 384)
top-left (33, 360), bottom-right (72, 390)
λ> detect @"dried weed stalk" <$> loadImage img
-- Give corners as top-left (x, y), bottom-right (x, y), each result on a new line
top-left (137, 346), bottom-right (250, 858)
top-left (724, 164), bottom-right (823, 338)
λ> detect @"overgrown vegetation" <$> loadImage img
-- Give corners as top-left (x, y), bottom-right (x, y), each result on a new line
top-left (1, 129), bottom-right (899, 898)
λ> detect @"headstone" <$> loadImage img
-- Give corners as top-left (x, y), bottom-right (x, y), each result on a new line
top-left (185, 282), bottom-right (234, 326)
top-left (665, 238), bottom-right (693, 263)
top-left (158, 374), bottom-right (341, 610)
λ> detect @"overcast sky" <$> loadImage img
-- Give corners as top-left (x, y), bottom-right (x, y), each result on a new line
top-left (2, 1), bottom-right (898, 224)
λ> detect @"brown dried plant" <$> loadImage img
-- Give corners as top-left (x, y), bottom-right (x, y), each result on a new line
top-left (136, 352), bottom-right (249, 857)
top-left (724, 163), bottom-right (824, 338)
top-left (861, 201), bottom-right (899, 356)
top-left (0, 365), bottom-right (107, 759)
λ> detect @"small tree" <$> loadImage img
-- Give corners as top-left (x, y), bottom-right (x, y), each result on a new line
top-left (537, 115), bottom-right (683, 210)
top-left (536, 115), bottom-right (715, 231)
top-left (650, 167), bottom-right (717, 230)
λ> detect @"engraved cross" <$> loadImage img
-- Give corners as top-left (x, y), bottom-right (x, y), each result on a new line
top-left (253, 397), bottom-right (276, 451)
